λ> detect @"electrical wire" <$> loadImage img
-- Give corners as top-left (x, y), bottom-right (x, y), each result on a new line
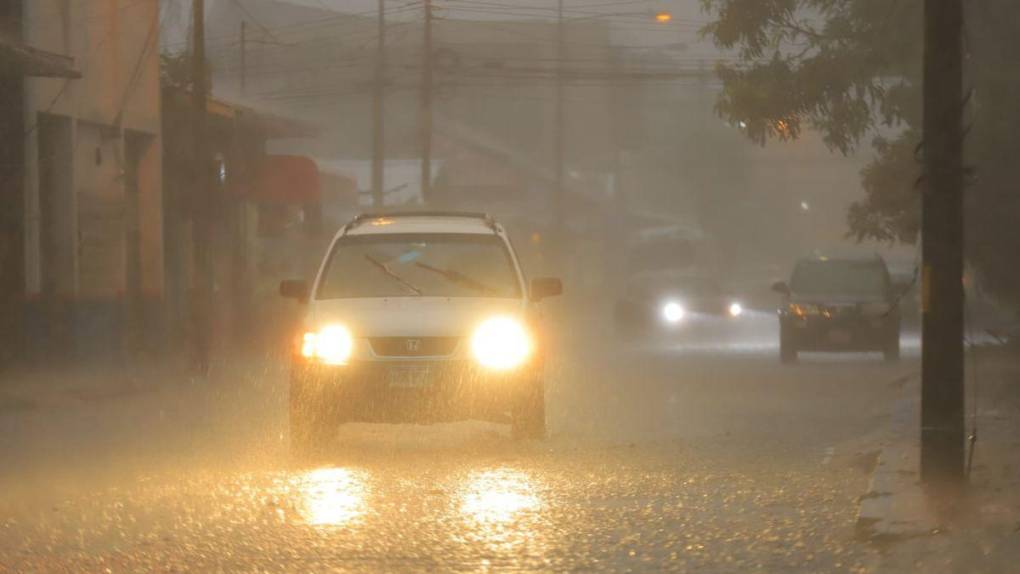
top-left (114, 7), bottom-right (161, 126)
top-left (161, 1), bottom-right (423, 51)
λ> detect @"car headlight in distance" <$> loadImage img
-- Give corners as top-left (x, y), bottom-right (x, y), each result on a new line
top-left (301, 324), bottom-right (354, 365)
top-left (728, 302), bottom-right (744, 317)
top-left (661, 301), bottom-right (686, 323)
top-left (471, 316), bottom-right (532, 371)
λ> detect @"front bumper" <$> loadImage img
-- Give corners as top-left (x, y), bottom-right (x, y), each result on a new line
top-left (291, 360), bottom-right (536, 423)
top-left (782, 315), bottom-right (896, 351)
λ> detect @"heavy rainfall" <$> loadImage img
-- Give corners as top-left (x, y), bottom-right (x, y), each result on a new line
top-left (0, 0), bottom-right (1017, 572)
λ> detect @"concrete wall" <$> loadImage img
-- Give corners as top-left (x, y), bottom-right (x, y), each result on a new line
top-left (21, 0), bottom-right (163, 359)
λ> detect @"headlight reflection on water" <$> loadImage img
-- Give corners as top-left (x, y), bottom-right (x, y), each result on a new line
top-left (296, 467), bottom-right (368, 527)
top-left (460, 468), bottom-right (540, 524)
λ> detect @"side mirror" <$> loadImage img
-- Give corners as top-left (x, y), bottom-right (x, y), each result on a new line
top-left (530, 277), bottom-right (563, 301)
top-left (771, 281), bottom-right (791, 295)
top-left (279, 279), bottom-right (310, 302)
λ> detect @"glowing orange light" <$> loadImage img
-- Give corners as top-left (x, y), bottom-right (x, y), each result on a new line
top-left (655, 12), bottom-right (672, 23)
top-left (461, 469), bottom-right (540, 524)
top-left (296, 467), bottom-right (367, 527)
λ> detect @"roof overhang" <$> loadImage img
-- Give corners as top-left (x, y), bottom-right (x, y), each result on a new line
top-left (205, 96), bottom-right (319, 138)
top-left (0, 36), bottom-right (80, 78)
top-left (163, 85), bottom-right (318, 139)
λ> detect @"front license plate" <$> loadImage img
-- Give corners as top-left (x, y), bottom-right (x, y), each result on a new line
top-left (386, 366), bottom-right (431, 389)
top-left (828, 329), bottom-right (853, 344)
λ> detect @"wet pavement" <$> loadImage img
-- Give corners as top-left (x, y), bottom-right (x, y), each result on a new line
top-left (0, 313), bottom-right (916, 571)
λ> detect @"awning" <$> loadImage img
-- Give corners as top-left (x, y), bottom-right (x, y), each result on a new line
top-left (243, 155), bottom-right (321, 204)
top-left (0, 36), bottom-right (80, 78)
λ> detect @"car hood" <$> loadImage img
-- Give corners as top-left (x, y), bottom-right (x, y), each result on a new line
top-left (307, 297), bottom-right (527, 337)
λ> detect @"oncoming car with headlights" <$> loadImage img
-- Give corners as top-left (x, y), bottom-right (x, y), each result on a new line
top-left (614, 271), bottom-right (747, 337)
top-left (279, 212), bottom-right (562, 451)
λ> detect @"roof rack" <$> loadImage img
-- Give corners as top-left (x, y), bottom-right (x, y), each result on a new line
top-left (343, 211), bottom-right (499, 235)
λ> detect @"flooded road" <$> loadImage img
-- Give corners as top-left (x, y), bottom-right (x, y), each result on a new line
top-left (1, 313), bottom-right (914, 571)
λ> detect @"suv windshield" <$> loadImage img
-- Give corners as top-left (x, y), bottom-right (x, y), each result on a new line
top-left (317, 233), bottom-right (521, 299)
top-left (630, 272), bottom-right (721, 297)
top-left (791, 260), bottom-right (889, 297)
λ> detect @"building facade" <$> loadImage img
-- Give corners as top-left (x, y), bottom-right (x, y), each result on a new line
top-left (20, 0), bottom-right (164, 362)
top-left (0, 2), bottom-right (81, 367)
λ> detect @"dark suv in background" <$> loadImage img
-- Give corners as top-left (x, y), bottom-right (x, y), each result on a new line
top-left (773, 256), bottom-right (900, 363)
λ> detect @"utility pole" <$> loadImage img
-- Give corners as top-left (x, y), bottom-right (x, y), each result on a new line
top-left (420, 0), bottom-right (433, 204)
top-left (371, 0), bottom-right (385, 208)
top-left (191, 0), bottom-right (213, 374)
top-left (240, 21), bottom-right (246, 96)
top-left (920, 0), bottom-right (965, 488)
top-left (553, 0), bottom-right (565, 232)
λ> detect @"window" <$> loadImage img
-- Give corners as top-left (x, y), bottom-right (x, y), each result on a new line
top-left (317, 234), bottom-right (521, 299)
top-left (791, 260), bottom-right (889, 296)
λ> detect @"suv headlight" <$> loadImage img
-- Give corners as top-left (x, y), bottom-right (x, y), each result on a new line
top-left (471, 317), bottom-right (532, 371)
top-left (301, 324), bottom-right (354, 365)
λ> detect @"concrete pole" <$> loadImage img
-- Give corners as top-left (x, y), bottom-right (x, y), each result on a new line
top-left (553, 0), bottom-right (565, 232)
top-left (420, 0), bottom-right (433, 204)
top-left (920, 0), bottom-right (965, 489)
top-left (371, 0), bottom-right (385, 208)
top-left (191, 0), bottom-right (213, 373)
top-left (240, 21), bottom-right (246, 97)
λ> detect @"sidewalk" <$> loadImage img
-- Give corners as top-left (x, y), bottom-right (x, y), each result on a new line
top-left (859, 347), bottom-right (1020, 573)
top-left (0, 346), bottom-right (285, 416)
top-left (0, 359), bottom-right (180, 415)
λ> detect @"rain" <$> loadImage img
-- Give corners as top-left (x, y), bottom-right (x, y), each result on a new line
top-left (1, 0), bottom-right (1018, 572)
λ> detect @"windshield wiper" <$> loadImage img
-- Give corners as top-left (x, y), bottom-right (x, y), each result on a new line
top-left (414, 261), bottom-right (498, 295)
top-left (364, 255), bottom-right (423, 296)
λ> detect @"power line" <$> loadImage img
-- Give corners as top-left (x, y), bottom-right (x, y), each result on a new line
top-left (114, 6), bottom-right (161, 126)
top-left (438, 0), bottom-right (658, 17)
top-left (227, 0), bottom-right (290, 47)
top-left (161, 1), bottom-right (422, 51)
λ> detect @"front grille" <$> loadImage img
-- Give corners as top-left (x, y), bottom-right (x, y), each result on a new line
top-left (821, 304), bottom-right (859, 318)
top-left (369, 337), bottom-right (461, 357)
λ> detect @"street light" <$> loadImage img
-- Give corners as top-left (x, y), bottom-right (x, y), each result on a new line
top-left (563, 10), bottom-right (675, 24)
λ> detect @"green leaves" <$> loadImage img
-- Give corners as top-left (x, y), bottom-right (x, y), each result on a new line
top-left (703, 0), bottom-right (924, 245)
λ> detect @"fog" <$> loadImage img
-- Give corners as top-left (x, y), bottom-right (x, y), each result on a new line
top-left (1, 0), bottom-right (1017, 571)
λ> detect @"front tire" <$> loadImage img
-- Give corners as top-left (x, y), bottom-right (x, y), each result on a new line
top-left (511, 378), bottom-right (546, 440)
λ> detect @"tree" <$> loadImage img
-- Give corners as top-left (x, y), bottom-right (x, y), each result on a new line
top-left (701, 0), bottom-right (1020, 306)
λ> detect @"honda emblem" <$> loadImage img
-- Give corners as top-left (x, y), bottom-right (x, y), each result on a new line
top-left (406, 338), bottom-right (421, 353)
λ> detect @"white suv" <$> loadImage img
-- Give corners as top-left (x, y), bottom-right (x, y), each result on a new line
top-left (279, 212), bottom-right (562, 451)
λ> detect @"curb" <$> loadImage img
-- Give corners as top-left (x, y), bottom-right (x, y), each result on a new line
top-left (856, 379), bottom-right (939, 541)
